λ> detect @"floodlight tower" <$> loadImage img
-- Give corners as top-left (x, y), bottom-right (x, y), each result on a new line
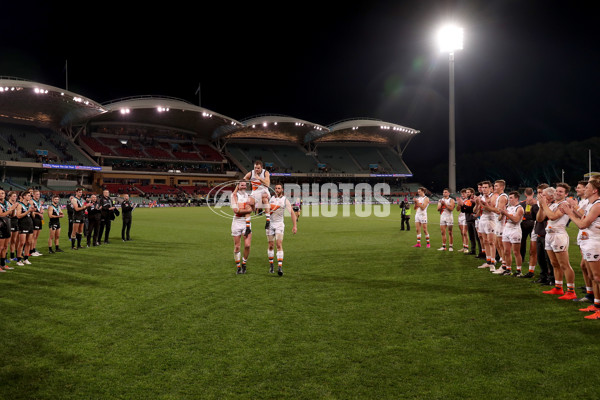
top-left (437, 24), bottom-right (463, 194)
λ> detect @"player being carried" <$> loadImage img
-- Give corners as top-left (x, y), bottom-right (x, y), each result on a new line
top-left (266, 183), bottom-right (298, 276)
top-left (243, 160), bottom-right (272, 230)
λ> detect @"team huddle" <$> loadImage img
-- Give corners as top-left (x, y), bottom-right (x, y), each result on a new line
top-left (230, 160), bottom-right (298, 276)
top-left (411, 178), bottom-right (600, 320)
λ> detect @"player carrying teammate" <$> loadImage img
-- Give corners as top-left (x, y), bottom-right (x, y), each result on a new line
top-left (266, 183), bottom-right (297, 276)
top-left (231, 181), bottom-right (255, 274)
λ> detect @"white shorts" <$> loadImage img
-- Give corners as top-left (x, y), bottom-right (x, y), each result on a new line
top-left (251, 190), bottom-right (270, 208)
top-left (479, 218), bottom-right (496, 235)
top-left (531, 232), bottom-right (538, 242)
top-left (495, 221), bottom-right (505, 237)
top-left (266, 222), bottom-right (285, 237)
top-left (415, 213), bottom-right (428, 224)
top-left (502, 226), bottom-right (522, 244)
top-left (580, 239), bottom-right (600, 262)
top-left (440, 213), bottom-right (453, 226)
top-left (231, 218), bottom-right (250, 237)
top-left (458, 213), bottom-right (466, 226)
top-left (475, 219), bottom-right (480, 232)
top-left (545, 231), bottom-right (569, 252)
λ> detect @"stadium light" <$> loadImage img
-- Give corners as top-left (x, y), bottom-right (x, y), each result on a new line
top-left (437, 24), bottom-right (463, 194)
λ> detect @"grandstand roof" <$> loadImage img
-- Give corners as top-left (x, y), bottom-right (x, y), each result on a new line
top-left (0, 78), bottom-right (421, 149)
top-left (215, 114), bottom-right (329, 144)
top-left (314, 118), bottom-right (420, 148)
top-left (0, 77), bottom-right (106, 129)
top-left (216, 115), bottom-right (420, 148)
top-left (88, 96), bottom-right (243, 141)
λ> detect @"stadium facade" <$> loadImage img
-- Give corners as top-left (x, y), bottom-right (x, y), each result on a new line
top-left (0, 76), bottom-right (420, 202)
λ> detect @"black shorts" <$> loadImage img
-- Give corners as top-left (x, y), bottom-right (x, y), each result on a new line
top-left (18, 216), bottom-right (34, 234)
top-left (10, 217), bottom-right (18, 232)
top-left (49, 219), bottom-right (61, 230)
top-left (73, 212), bottom-right (85, 224)
top-left (293, 207), bottom-right (299, 212)
top-left (33, 217), bottom-right (43, 230)
top-left (0, 217), bottom-right (10, 239)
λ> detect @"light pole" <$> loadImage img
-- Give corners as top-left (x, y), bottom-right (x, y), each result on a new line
top-left (437, 25), bottom-right (463, 194)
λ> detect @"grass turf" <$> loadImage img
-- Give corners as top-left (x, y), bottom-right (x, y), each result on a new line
top-left (0, 205), bottom-right (598, 399)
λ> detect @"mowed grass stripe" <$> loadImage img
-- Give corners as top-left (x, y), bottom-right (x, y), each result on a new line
top-left (0, 206), bottom-right (598, 399)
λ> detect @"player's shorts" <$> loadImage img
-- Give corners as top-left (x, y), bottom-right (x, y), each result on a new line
top-left (415, 212), bottom-right (427, 224)
top-left (0, 218), bottom-right (10, 239)
top-left (18, 216), bottom-right (34, 234)
top-left (475, 219), bottom-right (479, 232)
top-left (292, 206), bottom-right (300, 212)
top-left (531, 232), bottom-right (538, 242)
top-left (251, 189), bottom-right (270, 207)
top-left (266, 222), bottom-right (285, 237)
top-left (73, 212), bottom-right (85, 224)
top-left (440, 213), bottom-right (453, 226)
top-left (495, 222), bottom-right (505, 237)
top-left (580, 239), bottom-right (600, 262)
top-left (479, 218), bottom-right (496, 235)
top-left (458, 213), bottom-right (466, 226)
top-left (10, 217), bottom-right (18, 233)
top-left (545, 231), bottom-right (569, 252)
top-left (502, 226), bottom-right (522, 244)
top-left (231, 218), bottom-right (250, 237)
top-left (33, 217), bottom-right (43, 230)
top-left (49, 220), bottom-right (61, 230)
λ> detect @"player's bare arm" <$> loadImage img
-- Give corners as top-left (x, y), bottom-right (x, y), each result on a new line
top-left (561, 202), bottom-right (600, 230)
top-left (502, 206), bottom-right (523, 224)
top-left (286, 199), bottom-right (297, 234)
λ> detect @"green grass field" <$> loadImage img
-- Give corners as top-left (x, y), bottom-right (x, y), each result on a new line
top-left (1, 205), bottom-right (598, 399)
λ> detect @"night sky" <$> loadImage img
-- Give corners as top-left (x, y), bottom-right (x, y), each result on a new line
top-left (1, 1), bottom-right (598, 182)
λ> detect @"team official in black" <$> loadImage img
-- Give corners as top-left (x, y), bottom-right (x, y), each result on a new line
top-left (120, 193), bottom-right (135, 241)
top-left (98, 189), bottom-right (116, 244)
top-left (86, 194), bottom-right (102, 247)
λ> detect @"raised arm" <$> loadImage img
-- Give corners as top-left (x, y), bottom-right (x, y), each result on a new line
top-left (502, 206), bottom-right (524, 224)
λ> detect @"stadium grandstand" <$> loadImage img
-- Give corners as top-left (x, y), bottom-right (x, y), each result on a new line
top-left (0, 76), bottom-right (421, 204)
